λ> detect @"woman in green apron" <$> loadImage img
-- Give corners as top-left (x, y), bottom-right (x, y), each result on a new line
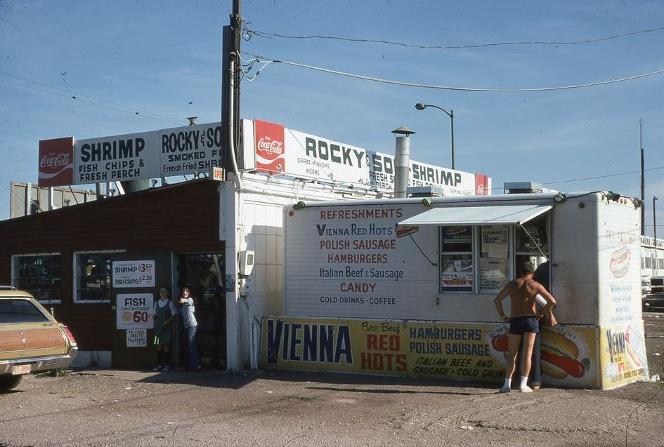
top-left (153, 287), bottom-right (177, 371)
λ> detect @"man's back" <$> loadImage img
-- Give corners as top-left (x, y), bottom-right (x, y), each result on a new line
top-left (507, 276), bottom-right (540, 317)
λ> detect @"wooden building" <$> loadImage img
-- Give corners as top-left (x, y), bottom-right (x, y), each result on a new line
top-left (0, 179), bottom-right (226, 368)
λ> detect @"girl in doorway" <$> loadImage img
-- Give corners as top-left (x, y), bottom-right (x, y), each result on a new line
top-left (153, 287), bottom-right (177, 371)
top-left (178, 286), bottom-right (201, 371)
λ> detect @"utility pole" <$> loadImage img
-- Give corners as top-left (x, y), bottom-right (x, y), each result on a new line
top-left (222, 0), bottom-right (242, 174)
top-left (640, 119), bottom-right (645, 235)
top-left (222, 0), bottom-right (243, 375)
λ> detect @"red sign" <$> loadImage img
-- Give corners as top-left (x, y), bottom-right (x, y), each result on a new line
top-left (254, 120), bottom-right (285, 174)
top-left (38, 137), bottom-right (74, 187)
top-left (475, 173), bottom-right (489, 195)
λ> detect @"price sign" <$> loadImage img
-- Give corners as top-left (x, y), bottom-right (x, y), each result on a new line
top-left (116, 293), bottom-right (154, 330)
top-left (112, 260), bottom-right (155, 288)
top-left (126, 329), bottom-right (148, 347)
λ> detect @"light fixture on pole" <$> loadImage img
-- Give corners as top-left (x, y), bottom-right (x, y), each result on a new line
top-left (654, 196), bottom-right (658, 274)
top-left (654, 196), bottom-right (658, 244)
top-left (415, 102), bottom-right (455, 169)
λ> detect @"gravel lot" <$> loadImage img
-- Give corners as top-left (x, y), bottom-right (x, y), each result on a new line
top-left (1, 313), bottom-right (663, 447)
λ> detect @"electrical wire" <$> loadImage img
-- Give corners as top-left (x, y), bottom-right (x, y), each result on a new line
top-left (244, 25), bottom-right (664, 50)
top-left (241, 52), bottom-right (664, 93)
top-left (408, 233), bottom-right (437, 266)
top-left (543, 165), bottom-right (664, 185)
top-left (488, 165), bottom-right (664, 191)
top-left (0, 72), bottom-right (183, 125)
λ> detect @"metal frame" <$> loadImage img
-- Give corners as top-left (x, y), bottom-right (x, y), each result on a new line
top-left (72, 250), bottom-right (126, 304)
top-left (10, 253), bottom-right (62, 304)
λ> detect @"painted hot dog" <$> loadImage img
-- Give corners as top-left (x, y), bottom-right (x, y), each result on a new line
top-left (609, 246), bottom-right (631, 278)
top-left (541, 330), bottom-right (585, 379)
top-left (490, 331), bottom-right (586, 379)
top-left (396, 225), bottom-right (419, 238)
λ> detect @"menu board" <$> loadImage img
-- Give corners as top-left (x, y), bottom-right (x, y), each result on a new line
top-left (440, 226), bottom-right (474, 292)
top-left (441, 256), bottom-right (473, 292)
top-left (479, 226), bottom-right (509, 293)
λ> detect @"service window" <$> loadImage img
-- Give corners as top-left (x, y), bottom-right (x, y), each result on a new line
top-left (440, 226), bottom-right (474, 293)
top-left (74, 251), bottom-right (121, 303)
top-left (479, 225), bottom-right (510, 294)
top-left (12, 254), bottom-right (62, 303)
top-left (436, 210), bottom-right (551, 296)
top-left (515, 213), bottom-right (549, 273)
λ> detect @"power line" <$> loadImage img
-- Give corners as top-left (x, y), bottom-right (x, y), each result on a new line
top-left (488, 165), bottom-right (664, 190)
top-left (543, 165), bottom-right (664, 185)
top-left (241, 52), bottom-right (664, 93)
top-left (244, 25), bottom-right (664, 50)
top-left (0, 72), bottom-right (183, 125)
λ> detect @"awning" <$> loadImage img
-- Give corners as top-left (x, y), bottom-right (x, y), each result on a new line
top-left (398, 204), bottom-right (552, 226)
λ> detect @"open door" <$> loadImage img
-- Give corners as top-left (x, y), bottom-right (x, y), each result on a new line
top-left (176, 253), bottom-right (226, 369)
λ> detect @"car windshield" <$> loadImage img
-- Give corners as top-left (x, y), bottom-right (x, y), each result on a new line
top-left (0, 299), bottom-right (50, 323)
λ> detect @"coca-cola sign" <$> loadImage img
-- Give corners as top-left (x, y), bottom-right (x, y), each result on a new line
top-left (40, 153), bottom-right (71, 169)
top-left (254, 120), bottom-right (285, 174)
top-left (38, 137), bottom-right (74, 187)
top-left (475, 174), bottom-right (490, 196)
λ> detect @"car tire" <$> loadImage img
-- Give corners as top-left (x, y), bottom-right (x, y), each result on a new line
top-left (0, 374), bottom-right (23, 392)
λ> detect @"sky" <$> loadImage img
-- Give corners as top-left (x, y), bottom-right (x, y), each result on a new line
top-left (1, 0), bottom-right (663, 234)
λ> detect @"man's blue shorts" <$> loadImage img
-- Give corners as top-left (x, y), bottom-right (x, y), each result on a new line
top-left (509, 316), bottom-right (539, 335)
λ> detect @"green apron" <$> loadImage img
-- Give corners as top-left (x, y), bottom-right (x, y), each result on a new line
top-left (153, 300), bottom-right (173, 345)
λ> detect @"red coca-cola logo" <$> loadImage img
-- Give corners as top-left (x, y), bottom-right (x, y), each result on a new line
top-left (257, 137), bottom-right (284, 156)
top-left (38, 137), bottom-right (74, 187)
top-left (475, 173), bottom-right (489, 196)
top-left (254, 120), bottom-right (286, 174)
top-left (40, 153), bottom-right (71, 169)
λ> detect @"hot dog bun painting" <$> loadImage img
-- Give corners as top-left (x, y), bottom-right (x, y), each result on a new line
top-left (540, 331), bottom-right (586, 380)
top-left (609, 246), bottom-right (631, 278)
top-left (490, 329), bottom-right (590, 382)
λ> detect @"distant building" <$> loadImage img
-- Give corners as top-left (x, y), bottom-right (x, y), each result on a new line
top-left (641, 235), bottom-right (664, 292)
top-left (9, 181), bottom-right (97, 219)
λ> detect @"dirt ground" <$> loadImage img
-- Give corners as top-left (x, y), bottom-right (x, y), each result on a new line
top-left (1, 313), bottom-right (663, 447)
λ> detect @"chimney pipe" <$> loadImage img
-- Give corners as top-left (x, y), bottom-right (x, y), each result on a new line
top-left (392, 126), bottom-right (415, 198)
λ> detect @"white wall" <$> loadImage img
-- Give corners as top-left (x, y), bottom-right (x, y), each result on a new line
top-left (596, 196), bottom-right (642, 327)
top-left (550, 195), bottom-right (599, 325)
top-left (230, 174), bottom-right (381, 368)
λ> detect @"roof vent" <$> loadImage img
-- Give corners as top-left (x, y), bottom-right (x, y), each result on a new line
top-left (504, 181), bottom-right (543, 194)
top-left (407, 186), bottom-right (445, 198)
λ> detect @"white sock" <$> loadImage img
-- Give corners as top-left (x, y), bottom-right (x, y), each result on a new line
top-left (520, 376), bottom-right (529, 388)
top-left (502, 377), bottom-right (512, 389)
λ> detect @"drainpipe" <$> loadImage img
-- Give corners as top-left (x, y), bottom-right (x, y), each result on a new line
top-left (222, 179), bottom-right (242, 372)
top-left (392, 127), bottom-right (415, 198)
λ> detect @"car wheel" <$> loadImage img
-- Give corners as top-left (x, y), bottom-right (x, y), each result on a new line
top-left (0, 375), bottom-right (23, 391)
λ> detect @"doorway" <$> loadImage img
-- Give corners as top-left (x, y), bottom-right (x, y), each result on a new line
top-left (176, 253), bottom-right (226, 369)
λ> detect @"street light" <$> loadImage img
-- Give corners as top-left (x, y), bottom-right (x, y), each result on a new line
top-left (654, 196), bottom-right (659, 245)
top-left (415, 102), bottom-right (455, 169)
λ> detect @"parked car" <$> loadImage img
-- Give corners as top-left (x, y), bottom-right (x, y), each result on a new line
top-left (643, 293), bottom-right (664, 312)
top-left (0, 287), bottom-right (77, 391)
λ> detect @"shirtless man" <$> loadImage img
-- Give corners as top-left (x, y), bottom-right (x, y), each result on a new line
top-left (494, 261), bottom-right (556, 393)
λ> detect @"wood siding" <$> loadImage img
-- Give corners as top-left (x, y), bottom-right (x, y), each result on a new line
top-left (0, 180), bottom-right (223, 350)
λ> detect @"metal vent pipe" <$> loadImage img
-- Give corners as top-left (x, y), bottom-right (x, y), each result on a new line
top-left (392, 126), bottom-right (415, 198)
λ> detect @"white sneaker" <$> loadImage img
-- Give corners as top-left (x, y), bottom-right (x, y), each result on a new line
top-left (499, 385), bottom-right (511, 393)
top-left (519, 385), bottom-right (533, 393)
